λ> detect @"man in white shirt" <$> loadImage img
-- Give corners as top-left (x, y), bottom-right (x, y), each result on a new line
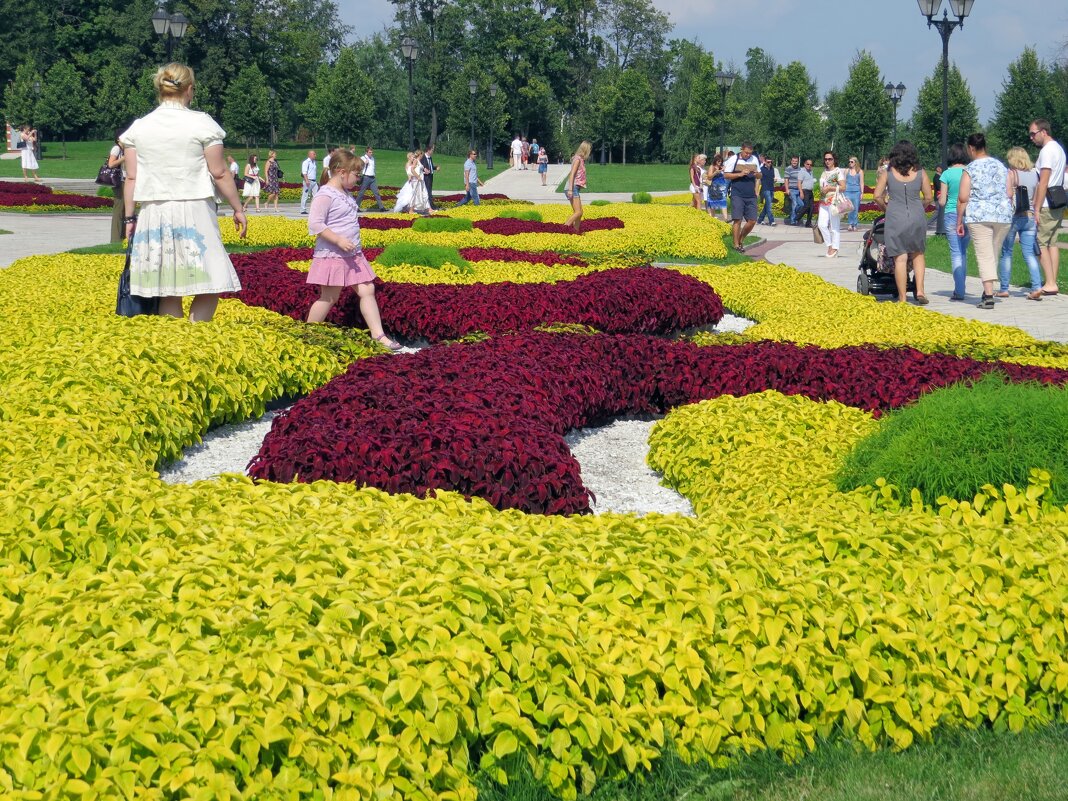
top-left (1030, 118), bottom-right (1066, 294)
top-left (300, 150), bottom-right (317, 214)
top-left (354, 146), bottom-right (386, 212)
top-left (510, 135), bottom-right (523, 170)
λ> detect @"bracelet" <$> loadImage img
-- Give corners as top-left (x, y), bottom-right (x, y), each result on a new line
top-left (122, 215), bottom-right (138, 224)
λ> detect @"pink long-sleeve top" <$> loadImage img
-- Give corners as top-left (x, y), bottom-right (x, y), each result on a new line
top-left (308, 185), bottom-right (362, 258)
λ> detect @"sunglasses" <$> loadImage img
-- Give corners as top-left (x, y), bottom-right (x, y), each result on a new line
top-left (823, 157), bottom-right (834, 162)
top-left (1028, 131), bottom-right (1039, 139)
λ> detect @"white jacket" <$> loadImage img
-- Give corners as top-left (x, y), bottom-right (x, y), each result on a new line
top-left (120, 101), bottom-right (226, 201)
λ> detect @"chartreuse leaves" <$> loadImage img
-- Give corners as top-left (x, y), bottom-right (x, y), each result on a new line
top-left (2, 220), bottom-right (1068, 800)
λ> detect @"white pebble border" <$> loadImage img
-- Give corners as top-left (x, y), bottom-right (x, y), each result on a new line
top-left (159, 314), bottom-right (754, 516)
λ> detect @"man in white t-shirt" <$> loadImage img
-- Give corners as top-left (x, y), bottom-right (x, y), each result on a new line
top-left (354, 146), bottom-right (386, 212)
top-left (1030, 119), bottom-right (1066, 294)
top-left (510, 135), bottom-right (523, 170)
top-left (299, 150), bottom-right (317, 214)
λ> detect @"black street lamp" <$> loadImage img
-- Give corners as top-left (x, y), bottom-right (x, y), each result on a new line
top-left (468, 79), bottom-right (477, 152)
top-left (151, 5), bottom-right (189, 60)
top-left (714, 71), bottom-right (736, 156)
top-left (268, 87), bottom-right (276, 149)
top-left (885, 82), bottom-right (906, 142)
top-left (918, 0), bottom-right (973, 235)
top-left (400, 36), bottom-right (419, 151)
top-left (487, 83), bottom-right (497, 170)
top-left (31, 80), bottom-right (41, 155)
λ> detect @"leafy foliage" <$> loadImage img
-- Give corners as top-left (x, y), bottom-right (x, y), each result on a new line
top-left (831, 52), bottom-right (895, 168)
top-left (412, 216), bottom-right (475, 233)
top-left (989, 48), bottom-right (1054, 157)
top-left (837, 372), bottom-right (1068, 505)
top-left (909, 61), bottom-right (980, 168)
top-left (498, 209), bottom-right (544, 222)
top-left (376, 242), bottom-right (473, 271)
top-left (631, 192), bottom-right (652, 203)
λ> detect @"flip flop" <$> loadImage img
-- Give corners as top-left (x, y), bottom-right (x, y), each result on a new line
top-left (1043, 290), bottom-right (1059, 296)
top-left (1027, 290), bottom-right (1044, 301)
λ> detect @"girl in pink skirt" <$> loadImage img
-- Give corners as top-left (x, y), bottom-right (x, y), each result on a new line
top-left (306, 149), bottom-right (400, 351)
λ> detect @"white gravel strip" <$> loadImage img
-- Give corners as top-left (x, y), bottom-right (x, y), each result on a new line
top-left (159, 313), bottom-right (755, 515)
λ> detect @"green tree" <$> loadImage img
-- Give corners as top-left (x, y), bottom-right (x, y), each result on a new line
top-left (36, 61), bottom-right (90, 157)
top-left (909, 61), bottom-right (979, 168)
top-left (596, 0), bottom-right (671, 70)
top-left (660, 39), bottom-right (705, 161)
top-left (93, 60), bottom-right (136, 138)
top-left (298, 49), bottom-right (373, 149)
top-left (608, 68), bottom-right (654, 163)
top-left (223, 64), bottom-right (272, 149)
top-left (761, 61), bottom-right (820, 159)
top-left (681, 53), bottom-right (729, 156)
top-left (989, 48), bottom-right (1053, 156)
top-left (351, 34), bottom-right (408, 148)
top-left (2, 61), bottom-right (42, 129)
top-left (832, 51), bottom-right (894, 168)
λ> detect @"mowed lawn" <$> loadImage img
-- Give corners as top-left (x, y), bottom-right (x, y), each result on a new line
top-left (0, 141), bottom-right (505, 192)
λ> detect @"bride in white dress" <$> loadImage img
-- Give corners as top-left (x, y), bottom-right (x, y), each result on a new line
top-left (392, 151), bottom-right (430, 214)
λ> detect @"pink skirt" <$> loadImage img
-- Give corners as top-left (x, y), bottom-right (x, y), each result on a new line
top-left (307, 252), bottom-right (377, 287)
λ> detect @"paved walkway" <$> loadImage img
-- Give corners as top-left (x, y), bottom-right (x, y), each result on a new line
top-left (2, 197), bottom-right (1064, 343)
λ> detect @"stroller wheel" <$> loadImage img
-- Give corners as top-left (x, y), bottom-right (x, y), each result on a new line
top-left (857, 271), bottom-right (871, 295)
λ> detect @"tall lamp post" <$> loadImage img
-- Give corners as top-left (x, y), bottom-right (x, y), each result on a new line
top-left (400, 37), bottom-right (419, 151)
top-left (468, 79), bottom-right (477, 152)
top-left (32, 80), bottom-right (41, 158)
top-left (151, 5), bottom-right (189, 60)
top-left (885, 82), bottom-right (905, 143)
top-left (714, 71), bottom-right (736, 156)
top-left (918, 0), bottom-right (973, 235)
top-left (487, 83), bottom-right (497, 170)
top-left (268, 87), bottom-right (277, 149)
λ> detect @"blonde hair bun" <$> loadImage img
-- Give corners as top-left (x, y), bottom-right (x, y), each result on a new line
top-left (154, 63), bottom-right (196, 101)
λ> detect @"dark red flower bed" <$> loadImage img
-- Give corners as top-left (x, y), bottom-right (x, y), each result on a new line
top-left (473, 217), bottom-right (624, 236)
top-left (360, 246), bottom-right (586, 267)
top-left (226, 248), bottom-right (721, 342)
top-left (357, 217), bottom-right (414, 230)
top-left (0, 181), bottom-right (111, 209)
top-left (435, 193), bottom-right (510, 202)
top-left (248, 333), bottom-right (1068, 514)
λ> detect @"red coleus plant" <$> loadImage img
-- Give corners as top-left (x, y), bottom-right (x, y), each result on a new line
top-left (227, 248), bottom-right (720, 342)
top-left (360, 246), bottom-right (586, 266)
top-left (0, 181), bottom-right (111, 209)
top-left (472, 217), bottom-right (624, 236)
top-left (248, 333), bottom-right (1068, 515)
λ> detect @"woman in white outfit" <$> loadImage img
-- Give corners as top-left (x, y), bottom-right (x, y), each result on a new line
top-left (817, 151), bottom-right (847, 257)
top-left (20, 126), bottom-right (41, 182)
top-left (392, 151), bottom-right (430, 214)
top-left (242, 153), bottom-right (261, 211)
top-left (120, 62), bottom-right (247, 322)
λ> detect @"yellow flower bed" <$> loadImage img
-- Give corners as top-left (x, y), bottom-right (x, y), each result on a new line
top-left (680, 261), bottom-right (1068, 368)
top-left (223, 204), bottom-right (730, 261)
top-left (2, 222), bottom-right (1068, 799)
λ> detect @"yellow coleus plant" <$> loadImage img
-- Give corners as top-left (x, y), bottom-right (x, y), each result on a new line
top-left (1, 226), bottom-right (1068, 801)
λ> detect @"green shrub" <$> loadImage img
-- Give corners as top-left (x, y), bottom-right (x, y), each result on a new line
top-left (96, 186), bottom-right (114, 198)
top-left (411, 217), bottom-right (473, 233)
top-left (632, 192), bottom-right (652, 204)
top-left (375, 242), bottom-right (471, 272)
top-left (589, 199), bottom-right (611, 207)
top-left (498, 209), bottom-right (543, 222)
top-left (837, 372), bottom-right (1068, 505)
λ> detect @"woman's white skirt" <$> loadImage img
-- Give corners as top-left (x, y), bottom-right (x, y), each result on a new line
top-left (129, 198), bottom-right (241, 297)
top-left (242, 178), bottom-right (261, 198)
top-left (21, 148), bottom-right (38, 170)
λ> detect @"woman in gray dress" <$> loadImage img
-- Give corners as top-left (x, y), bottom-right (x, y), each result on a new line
top-left (874, 140), bottom-right (933, 304)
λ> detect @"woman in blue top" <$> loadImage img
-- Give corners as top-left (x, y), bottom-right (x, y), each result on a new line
top-left (844, 156), bottom-right (864, 231)
top-left (938, 143), bottom-right (970, 300)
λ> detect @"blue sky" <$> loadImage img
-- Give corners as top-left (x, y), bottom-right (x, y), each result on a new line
top-left (343, 0), bottom-right (1068, 124)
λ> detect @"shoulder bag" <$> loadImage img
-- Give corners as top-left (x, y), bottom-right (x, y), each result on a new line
top-left (827, 171), bottom-right (853, 216)
top-left (96, 158), bottom-right (123, 188)
top-left (116, 244), bottom-right (159, 317)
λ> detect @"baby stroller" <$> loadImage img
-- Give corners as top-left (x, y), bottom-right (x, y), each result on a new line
top-left (856, 215), bottom-right (915, 297)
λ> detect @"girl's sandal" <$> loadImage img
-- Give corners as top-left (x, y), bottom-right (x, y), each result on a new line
top-left (374, 334), bottom-right (402, 352)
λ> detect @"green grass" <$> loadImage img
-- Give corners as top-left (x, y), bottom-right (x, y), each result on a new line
top-left (498, 209), bottom-right (543, 222)
top-left (0, 229), bottom-right (11, 235)
top-left (0, 141), bottom-right (503, 192)
top-left (375, 242), bottom-right (471, 271)
top-left (631, 192), bottom-right (653, 204)
top-left (924, 235), bottom-right (1062, 292)
top-left (476, 726), bottom-right (1068, 801)
top-left (555, 163), bottom-right (690, 193)
top-left (837, 372), bottom-right (1068, 505)
top-left (411, 216), bottom-right (473, 233)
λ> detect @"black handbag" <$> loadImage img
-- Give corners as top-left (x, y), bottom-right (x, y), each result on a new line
top-left (116, 246), bottom-right (159, 317)
top-left (1047, 184), bottom-right (1067, 210)
top-left (96, 159), bottom-right (123, 188)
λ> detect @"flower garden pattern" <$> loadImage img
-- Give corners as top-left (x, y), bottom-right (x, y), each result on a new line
top-left (2, 204), bottom-right (1068, 800)
top-left (0, 179), bottom-right (112, 212)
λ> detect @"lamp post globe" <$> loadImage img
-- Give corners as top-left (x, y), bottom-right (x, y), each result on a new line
top-left (468, 79), bottom-right (478, 152)
top-left (713, 71), bottom-right (735, 157)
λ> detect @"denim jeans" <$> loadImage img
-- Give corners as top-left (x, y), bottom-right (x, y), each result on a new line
top-left (944, 211), bottom-right (970, 297)
top-left (758, 189), bottom-right (775, 223)
top-left (845, 190), bottom-right (861, 227)
top-left (788, 189), bottom-right (801, 223)
top-left (999, 214), bottom-right (1042, 290)
top-left (300, 180), bottom-right (318, 213)
top-left (455, 182), bottom-right (480, 206)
